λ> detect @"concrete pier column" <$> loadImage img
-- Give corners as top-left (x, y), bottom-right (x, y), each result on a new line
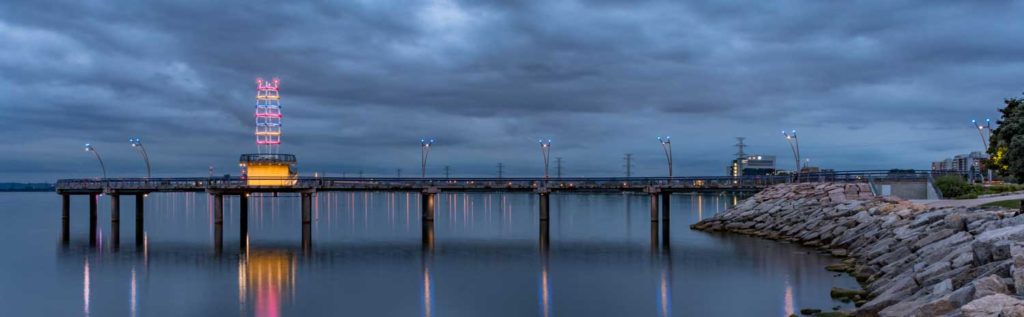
top-left (661, 193), bottom-right (671, 249)
top-left (61, 194), bottom-right (70, 245)
top-left (135, 194), bottom-right (144, 247)
top-left (422, 220), bottom-right (435, 252)
top-left (421, 188), bottom-right (438, 221)
top-left (302, 223), bottom-right (312, 254)
top-left (301, 192), bottom-right (312, 224)
top-left (89, 194), bottom-right (97, 247)
top-left (213, 194), bottom-right (224, 225)
top-left (110, 194), bottom-right (120, 250)
top-left (538, 189), bottom-right (551, 221)
top-left (650, 194), bottom-right (659, 222)
top-left (650, 222), bottom-right (659, 252)
top-left (539, 220), bottom-right (550, 252)
top-left (110, 194), bottom-right (120, 223)
top-left (421, 187), bottom-right (438, 251)
top-left (240, 193), bottom-right (248, 248)
top-left (214, 222), bottom-right (223, 255)
top-left (661, 193), bottom-right (671, 222)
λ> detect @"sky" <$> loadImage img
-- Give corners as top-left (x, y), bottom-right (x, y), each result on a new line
top-left (2, 0), bottom-right (1023, 181)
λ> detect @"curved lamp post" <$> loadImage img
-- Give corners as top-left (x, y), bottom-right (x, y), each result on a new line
top-left (129, 137), bottom-right (151, 178)
top-left (84, 143), bottom-right (107, 179)
top-left (972, 119), bottom-right (994, 182)
top-left (539, 139), bottom-right (552, 180)
top-left (420, 138), bottom-right (435, 178)
top-left (782, 130), bottom-right (801, 180)
top-left (657, 136), bottom-right (673, 181)
top-left (971, 119), bottom-right (992, 150)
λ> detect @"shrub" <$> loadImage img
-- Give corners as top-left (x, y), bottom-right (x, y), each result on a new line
top-left (935, 175), bottom-right (971, 198)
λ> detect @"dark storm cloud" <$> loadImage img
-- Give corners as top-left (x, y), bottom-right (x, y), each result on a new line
top-left (1, 0), bottom-right (1023, 181)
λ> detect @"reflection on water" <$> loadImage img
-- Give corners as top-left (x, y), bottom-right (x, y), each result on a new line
top-left (239, 250), bottom-right (297, 317)
top-left (0, 192), bottom-right (860, 316)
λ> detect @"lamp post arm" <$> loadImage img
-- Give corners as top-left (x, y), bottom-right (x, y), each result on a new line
top-left (138, 144), bottom-right (152, 179)
top-left (93, 151), bottom-right (107, 179)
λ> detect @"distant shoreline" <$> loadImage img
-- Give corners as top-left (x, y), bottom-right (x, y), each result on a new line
top-left (0, 183), bottom-right (55, 192)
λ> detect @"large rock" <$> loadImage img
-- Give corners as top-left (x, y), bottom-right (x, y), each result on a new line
top-left (1013, 243), bottom-right (1024, 296)
top-left (973, 275), bottom-right (1011, 298)
top-left (961, 294), bottom-right (1024, 317)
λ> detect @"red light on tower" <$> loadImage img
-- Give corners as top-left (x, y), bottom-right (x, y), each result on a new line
top-left (255, 77), bottom-right (282, 154)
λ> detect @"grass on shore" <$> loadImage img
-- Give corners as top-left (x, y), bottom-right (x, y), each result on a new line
top-left (981, 199), bottom-right (1022, 209)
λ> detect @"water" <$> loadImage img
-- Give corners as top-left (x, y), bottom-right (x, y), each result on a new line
top-left (0, 191), bottom-right (857, 316)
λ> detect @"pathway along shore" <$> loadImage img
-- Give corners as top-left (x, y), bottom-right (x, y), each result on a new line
top-left (691, 183), bottom-right (1024, 317)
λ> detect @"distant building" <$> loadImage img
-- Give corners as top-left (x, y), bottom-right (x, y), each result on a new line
top-left (931, 151), bottom-right (987, 174)
top-left (728, 155), bottom-right (776, 177)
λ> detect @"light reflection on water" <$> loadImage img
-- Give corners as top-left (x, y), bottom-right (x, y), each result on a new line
top-left (0, 192), bottom-right (858, 316)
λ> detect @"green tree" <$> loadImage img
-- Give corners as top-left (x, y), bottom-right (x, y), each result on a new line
top-left (988, 95), bottom-right (1024, 180)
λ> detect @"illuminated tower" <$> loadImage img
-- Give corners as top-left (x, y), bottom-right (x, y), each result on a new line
top-left (240, 77), bottom-right (297, 186)
top-left (255, 78), bottom-right (282, 154)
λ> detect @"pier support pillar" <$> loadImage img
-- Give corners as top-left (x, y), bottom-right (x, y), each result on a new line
top-left (135, 194), bottom-right (144, 247)
top-left (302, 223), bottom-right (312, 254)
top-left (213, 194), bottom-right (224, 225)
top-left (240, 193), bottom-right (248, 249)
top-left (61, 194), bottom-right (70, 245)
top-left (539, 220), bottom-right (550, 252)
top-left (421, 188), bottom-right (438, 222)
top-left (110, 194), bottom-right (120, 250)
top-left (422, 220), bottom-right (435, 252)
top-left (89, 194), bottom-right (97, 247)
top-left (214, 222), bottom-right (223, 255)
top-left (650, 222), bottom-right (659, 252)
top-left (645, 186), bottom-right (661, 223)
top-left (421, 187), bottom-right (439, 250)
top-left (301, 192), bottom-right (312, 224)
top-left (213, 194), bottom-right (223, 254)
top-left (661, 193), bottom-right (671, 222)
top-left (650, 194), bottom-right (659, 222)
top-left (538, 189), bottom-right (550, 221)
top-left (661, 193), bottom-right (671, 249)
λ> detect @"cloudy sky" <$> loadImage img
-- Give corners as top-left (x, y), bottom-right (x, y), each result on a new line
top-left (2, 0), bottom-right (1023, 181)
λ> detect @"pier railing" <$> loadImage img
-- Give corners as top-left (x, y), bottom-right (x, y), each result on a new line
top-left (54, 170), bottom-right (958, 193)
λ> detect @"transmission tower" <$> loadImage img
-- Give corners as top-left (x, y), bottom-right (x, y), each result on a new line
top-left (255, 78), bottom-right (282, 154)
top-left (497, 163), bottom-right (504, 179)
top-left (444, 166), bottom-right (451, 179)
top-left (624, 153), bottom-right (634, 177)
top-left (734, 137), bottom-right (747, 176)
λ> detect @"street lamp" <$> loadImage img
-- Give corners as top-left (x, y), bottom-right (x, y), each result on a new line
top-left (972, 119), bottom-right (995, 182)
top-left (539, 139), bottom-right (552, 180)
top-left (84, 143), bottom-right (107, 179)
top-left (971, 119), bottom-right (993, 150)
top-left (129, 137), bottom-right (151, 179)
top-left (420, 138), bottom-right (435, 178)
top-left (657, 136), bottom-right (673, 181)
top-left (782, 130), bottom-right (801, 175)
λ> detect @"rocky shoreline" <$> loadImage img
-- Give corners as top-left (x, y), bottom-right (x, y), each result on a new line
top-left (691, 183), bottom-right (1024, 317)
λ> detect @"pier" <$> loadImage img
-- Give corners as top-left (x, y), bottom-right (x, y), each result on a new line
top-left (55, 170), bottom-right (949, 251)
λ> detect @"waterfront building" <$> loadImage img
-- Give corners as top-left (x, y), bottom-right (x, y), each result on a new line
top-left (931, 151), bottom-right (987, 174)
top-left (728, 155), bottom-right (777, 176)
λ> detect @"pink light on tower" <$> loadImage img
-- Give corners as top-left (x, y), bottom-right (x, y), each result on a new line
top-left (255, 78), bottom-right (282, 154)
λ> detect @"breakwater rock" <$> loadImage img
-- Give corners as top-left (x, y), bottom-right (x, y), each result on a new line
top-left (691, 183), bottom-right (1024, 317)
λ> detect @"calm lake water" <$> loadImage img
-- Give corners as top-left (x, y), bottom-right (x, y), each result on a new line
top-left (0, 191), bottom-right (857, 316)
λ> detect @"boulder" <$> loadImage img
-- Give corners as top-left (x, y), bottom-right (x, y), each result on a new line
top-left (961, 294), bottom-right (1024, 317)
top-left (973, 275), bottom-right (1010, 299)
top-left (1013, 243), bottom-right (1024, 296)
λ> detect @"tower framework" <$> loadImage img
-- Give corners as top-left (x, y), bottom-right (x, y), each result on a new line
top-left (255, 78), bottom-right (282, 154)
